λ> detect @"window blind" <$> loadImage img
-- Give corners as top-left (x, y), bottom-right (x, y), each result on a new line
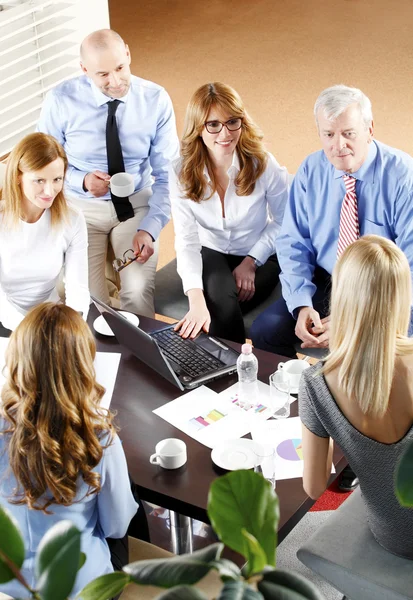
top-left (0, 0), bottom-right (80, 158)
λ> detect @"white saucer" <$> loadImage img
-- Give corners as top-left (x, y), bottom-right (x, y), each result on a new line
top-left (211, 439), bottom-right (264, 471)
top-left (93, 312), bottom-right (140, 336)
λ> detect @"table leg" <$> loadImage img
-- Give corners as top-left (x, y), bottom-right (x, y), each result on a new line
top-left (169, 511), bottom-right (193, 555)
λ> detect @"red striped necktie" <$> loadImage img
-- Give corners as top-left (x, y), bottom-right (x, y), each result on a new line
top-left (337, 175), bottom-right (359, 257)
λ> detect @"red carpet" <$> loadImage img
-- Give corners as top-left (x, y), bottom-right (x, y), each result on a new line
top-left (310, 479), bottom-right (353, 512)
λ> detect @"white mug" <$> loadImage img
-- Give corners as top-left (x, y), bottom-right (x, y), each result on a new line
top-left (277, 359), bottom-right (310, 389)
top-left (149, 438), bottom-right (187, 469)
top-left (109, 172), bottom-right (135, 197)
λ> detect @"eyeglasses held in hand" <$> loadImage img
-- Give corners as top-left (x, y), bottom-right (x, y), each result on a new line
top-left (204, 117), bottom-right (243, 134)
top-left (112, 246), bottom-right (145, 272)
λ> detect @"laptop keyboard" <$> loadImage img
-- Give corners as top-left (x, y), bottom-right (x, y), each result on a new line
top-left (151, 328), bottom-right (224, 378)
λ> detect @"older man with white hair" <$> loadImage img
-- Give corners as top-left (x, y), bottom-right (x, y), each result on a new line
top-left (37, 29), bottom-right (179, 317)
top-left (252, 84), bottom-right (413, 492)
top-left (252, 84), bottom-right (413, 358)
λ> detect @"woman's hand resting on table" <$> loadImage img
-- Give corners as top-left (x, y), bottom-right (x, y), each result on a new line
top-left (174, 289), bottom-right (211, 339)
top-left (232, 256), bottom-right (257, 302)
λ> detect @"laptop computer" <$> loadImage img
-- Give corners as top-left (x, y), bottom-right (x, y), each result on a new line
top-left (92, 296), bottom-right (239, 391)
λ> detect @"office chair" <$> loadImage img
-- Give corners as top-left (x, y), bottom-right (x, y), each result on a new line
top-left (297, 488), bottom-right (413, 600)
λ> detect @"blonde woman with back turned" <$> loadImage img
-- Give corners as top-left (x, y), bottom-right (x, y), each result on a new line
top-left (170, 82), bottom-right (289, 343)
top-left (0, 132), bottom-right (90, 331)
top-left (299, 235), bottom-right (413, 558)
top-left (0, 303), bottom-right (137, 598)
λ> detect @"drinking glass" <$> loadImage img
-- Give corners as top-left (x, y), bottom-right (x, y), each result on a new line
top-left (269, 370), bottom-right (291, 418)
top-left (254, 444), bottom-right (276, 490)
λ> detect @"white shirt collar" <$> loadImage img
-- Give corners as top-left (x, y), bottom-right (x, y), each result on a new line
top-left (203, 151), bottom-right (241, 181)
top-left (90, 80), bottom-right (130, 107)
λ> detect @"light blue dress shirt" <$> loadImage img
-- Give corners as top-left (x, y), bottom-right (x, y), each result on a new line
top-left (37, 74), bottom-right (179, 240)
top-left (0, 427), bottom-right (138, 598)
top-left (276, 140), bottom-right (413, 315)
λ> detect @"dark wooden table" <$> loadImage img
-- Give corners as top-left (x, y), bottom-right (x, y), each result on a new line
top-left (89, 306), bottom-right (347, 544)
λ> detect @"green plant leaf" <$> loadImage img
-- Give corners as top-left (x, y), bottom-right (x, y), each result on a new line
top-left (217, 580), bottom-right (263, 599)
top-left (241, 529), bottom-right (267, 578)
top-left (208, 558), bottom-right (241, 581)
top-left (76, 571), bottom-right (131, 600)
top-left (0, 504), bottom-right (26, 584)
top-left (78, 552), bottom-right (87, 571)
top-left (156, 585), bottom-right (209, 599)
top-left (208, 470), bottom-right (279, 567)
top-left (258, 568), bottom-right (325, 599)
top-left (35, 520), bottom-right (81, 600)
top-left (396, 441), bottom-right (413, 507)
top-left (125, 542), bottom-right (223, 588)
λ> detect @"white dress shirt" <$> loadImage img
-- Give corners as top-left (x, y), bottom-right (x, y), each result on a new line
top-left (0, 205), bottom-right (90, 330)
top-left (170, 151), bottom-right (289, 293)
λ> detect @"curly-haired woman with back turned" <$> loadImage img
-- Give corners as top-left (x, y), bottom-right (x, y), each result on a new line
top-left (170, 82), bottom-right (289, 343)
top-left (0, 303), bottom-right (137, 598)
top-left (299, 235), bottom-right (413, 558)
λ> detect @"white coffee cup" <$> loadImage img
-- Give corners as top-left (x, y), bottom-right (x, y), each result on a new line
top-left (149, 438), bottom-right (187, 469)
top-left (277, 359), bottom-right (310, 389)
top-left (109, 172), bottom-right (135, 197)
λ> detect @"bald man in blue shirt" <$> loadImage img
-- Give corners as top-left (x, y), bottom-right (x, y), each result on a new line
top-left (251, 84), bottom-right (413, 358)
top-left (38, 29), bottom-right (179, 317)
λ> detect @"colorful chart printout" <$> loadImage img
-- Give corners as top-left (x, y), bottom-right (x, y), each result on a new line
top-left (231, 394), bottom-right (268, 413)
top-left (189, 409), bottom-right (226, 432)
top-left (276, 438), bottom-right (304, 461)
top-left (153, 381), bottom-right (273, 449)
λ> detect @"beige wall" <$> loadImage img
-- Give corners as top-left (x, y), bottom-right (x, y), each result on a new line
top-left (108, 0), bottom-right (413, 266)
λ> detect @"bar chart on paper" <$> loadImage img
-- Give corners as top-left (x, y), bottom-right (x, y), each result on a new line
top-left (153, 381), bottom-right (273, 448)
top-left (189, 408), bottom-right (226, 432)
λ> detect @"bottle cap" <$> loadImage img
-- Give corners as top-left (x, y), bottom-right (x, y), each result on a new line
top-left (241, 343), bottom-right (253, 354)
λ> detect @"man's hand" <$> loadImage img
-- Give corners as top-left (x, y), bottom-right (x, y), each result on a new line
top-left (295, 307), bottom-right (330, 348)
top-left (302, 315), bottom-right (331, 348)
top-left (232, 256), bottom-right (257, 302)
top-left (83, 171), bottom-right (111, 197)
top-left (132, 230), bottom-right (155, 264)
top-left (174, 289), bottom-right (211, 339)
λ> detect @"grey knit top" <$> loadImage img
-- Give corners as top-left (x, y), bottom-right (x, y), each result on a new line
top-left (299, 364), bottom-right (413, 558)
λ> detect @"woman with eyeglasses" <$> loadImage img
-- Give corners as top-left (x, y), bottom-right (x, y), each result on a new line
top-left (0, 303), bottom-right (138, 597)
top-left (0, 132), bottom-right (89, 331)
top-left (170, 82), bottom-right (289, 343)
top-left (299, 236), bottom-right (413, 557)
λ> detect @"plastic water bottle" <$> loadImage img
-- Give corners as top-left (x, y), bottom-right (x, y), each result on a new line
top-left (236, 343), bottom-right (259, 409)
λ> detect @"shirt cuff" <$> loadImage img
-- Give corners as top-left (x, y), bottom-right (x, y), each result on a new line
top-left (182, 274), bottom-right (204, 295)
top-left (67, 167), bottom-right (90, 195)
top-left (248, 241), bottom-right (272, 266)
top-left (138, 215), bottom-right (161, 241)
top-left (287, 293), bottom-right (314, 318)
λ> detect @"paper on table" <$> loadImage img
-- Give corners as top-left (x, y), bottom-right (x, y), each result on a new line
top-left (251, 417), bottom-right (335, 481)
top-left (94, 352), bottom-right (121, 410)
top-left (153, 380), bottom-right (274, 449)
top-left (0, 337), bottom-right (120, 411)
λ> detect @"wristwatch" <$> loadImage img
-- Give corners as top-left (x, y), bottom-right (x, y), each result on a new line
top-left (247, 255), bottom-right (261, 268)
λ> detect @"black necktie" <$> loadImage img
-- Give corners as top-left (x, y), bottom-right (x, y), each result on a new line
top-left (106, 100), bottom-right (134, 222)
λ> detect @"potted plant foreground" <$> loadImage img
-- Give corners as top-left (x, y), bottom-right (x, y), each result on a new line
top-left (0, 469), bottom-right (324, 600)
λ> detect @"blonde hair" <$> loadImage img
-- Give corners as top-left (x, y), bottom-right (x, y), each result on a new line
top-left (0, 132), bottom-right (69, 228)
top-left (179, 82), bottom-right (268, 202)
top-left (323, 235), bottom-right (413, 417)
top-left (0, 303), bottom-right (116, 512)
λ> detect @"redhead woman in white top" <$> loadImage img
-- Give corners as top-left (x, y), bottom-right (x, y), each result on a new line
top-left (170, 82), bottom-right (289, 343)
top-left (0, 132), bottom-right (89, 330)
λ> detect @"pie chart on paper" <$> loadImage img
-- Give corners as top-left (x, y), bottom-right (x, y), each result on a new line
top-left (276, 438), bottom-right (304, 461)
